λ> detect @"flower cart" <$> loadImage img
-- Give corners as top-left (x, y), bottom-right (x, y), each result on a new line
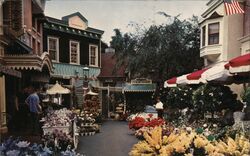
top-left (41, 108), bottom-right (79, 150)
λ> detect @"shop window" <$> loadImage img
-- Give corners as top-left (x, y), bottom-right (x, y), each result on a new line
top-left (48, 37), bottom-right (59, 62)
top-left (70, 41), bottom-right (80, 64)
top-left (89, 45), bottom-right (98, 66)
top-left (202, 26), bottom-right (206, 46)
top-left (208, 22), bottom-right (219, 45)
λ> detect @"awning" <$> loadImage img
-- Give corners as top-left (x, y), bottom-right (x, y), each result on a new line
top-left (226, 53), bottom-right (250, 73)
top-left (0, 65), bottom-right (21, 78)
top-left (201, 62), bottom-right (231, 82)
top-left (123, 83), bottom-right (156, 93)
top-left (176, 74), bottom-right (188, 85)
top-left (164, 77), bottom-right (177, 88)
top-left (186, 68), bottom-right (209, 84)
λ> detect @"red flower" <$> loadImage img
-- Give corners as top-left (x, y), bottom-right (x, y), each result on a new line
top-left (148, 114), bottom-right (153, 118)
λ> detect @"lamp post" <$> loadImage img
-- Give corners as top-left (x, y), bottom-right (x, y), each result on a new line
top-left (83, 66), bottom-right (90, 79)
top-left (82, 66), bottom-right (90, 111)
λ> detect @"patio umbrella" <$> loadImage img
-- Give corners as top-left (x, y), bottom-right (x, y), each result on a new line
top-left (46, 81), bottom-right (70, 95)
top-left (225, 53), bottom-right (250, 74)
top-left (86, 90), bottom-right (98, 96)
top-left (164, 77), bottom-right (177, 88)
top-left (201, 62), bottom-right (231, 82)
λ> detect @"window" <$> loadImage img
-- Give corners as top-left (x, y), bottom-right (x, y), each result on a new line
top-left (37, 22), bottom-right (41, 34)
top-left (32, 38), bottom-right (36, 53)
top-left (89, 45), bottom-right (98, 66)
top-left (32, 17), bottom-right (36, 29)
top-left (37, 41), bottom-right (40, 54)
top-left (208, 23), bottom-right (219, 45)
top-left (70, 41), bottom-right (80, 64)
top-left (202, 26), bottom-right (206, 46)
top-left (48, 37), bottom-right (59, 62)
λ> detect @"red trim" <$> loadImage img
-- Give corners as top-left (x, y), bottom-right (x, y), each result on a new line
top-left (167, 77), bottom-right (177, 84)
top-left (187, 68), bottom-right (209, 80)
top-left (228, 53), bottom-right (250, 67)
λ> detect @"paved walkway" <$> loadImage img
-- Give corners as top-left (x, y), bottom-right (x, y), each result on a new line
top-left (77, 120), bottom-right (138, 156)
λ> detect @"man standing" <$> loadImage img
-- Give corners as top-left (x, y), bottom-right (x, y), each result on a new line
top-left (25, 86), bottom-right (41, 135)
top-left (155, 97), bottom-right (164, 118)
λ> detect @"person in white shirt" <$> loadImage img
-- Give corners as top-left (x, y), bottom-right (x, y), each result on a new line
top-left (155, 98), bottom-right (163, 118)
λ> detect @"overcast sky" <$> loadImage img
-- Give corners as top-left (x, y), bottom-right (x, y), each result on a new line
top-left (45, 0), bottom-right (209, 45)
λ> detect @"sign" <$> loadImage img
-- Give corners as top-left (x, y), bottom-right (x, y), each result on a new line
top-left (131, 78), bottom-right (152, 84)
top-left (0, 65), bottom-right (21, 78)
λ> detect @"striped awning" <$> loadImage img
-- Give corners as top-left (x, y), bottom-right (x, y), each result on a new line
top-left (225, 53), bottom-right (250, 73)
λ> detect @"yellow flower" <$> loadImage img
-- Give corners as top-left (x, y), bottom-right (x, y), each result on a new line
top-left (194, 135), bottom-right (208, 148)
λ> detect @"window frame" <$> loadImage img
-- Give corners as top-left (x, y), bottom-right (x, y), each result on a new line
top-left (208, 22), bottom-right (219, 45)
top-left (202, 25), bottom-right (206, 47)
top-left (47, 36), bottom-right (59, 62)
top-left (89, 44), bottom-right (98, 67)
top-left (69, 40), bottom-right (80, 64)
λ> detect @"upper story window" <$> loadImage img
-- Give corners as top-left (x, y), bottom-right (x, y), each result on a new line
top-left (89, 45), bottom-right (98, 67)
top-left (70, 41), bottom-right (80, 64)
top-left (48, 37), bottom-right (59, 62)
top-left (202, 26), bottom-right (206, 47)
top-left (208, 22), bottom-right (219, 45)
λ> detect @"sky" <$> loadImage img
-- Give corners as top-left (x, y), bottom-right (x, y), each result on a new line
top-left (45, 0), bottom-right (209, 45)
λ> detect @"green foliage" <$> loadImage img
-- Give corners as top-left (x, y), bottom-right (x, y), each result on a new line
top-left (110, 15), bottom-right (203, 81)
top-left (193, 84), bottom-right (241, 116)
top-left (242, 87), bottom-right (250, 106)
top-left (165, 86), bottom-right (194, 109)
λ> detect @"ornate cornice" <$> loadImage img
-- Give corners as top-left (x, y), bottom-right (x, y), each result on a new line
top-left (3, 52), bottom-right (53, 74)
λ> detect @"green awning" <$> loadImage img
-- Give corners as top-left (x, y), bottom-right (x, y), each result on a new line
top-left (52, 63), bottom-right (100, 78)
top-left (123, 83), bottom-right (156, 93)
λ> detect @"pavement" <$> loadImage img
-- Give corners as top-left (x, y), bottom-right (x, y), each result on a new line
top-left (77, 120), bottom-right (138, 156)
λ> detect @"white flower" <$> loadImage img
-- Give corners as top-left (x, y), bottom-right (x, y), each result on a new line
top-left (209, 93), bottom-right (213, 96)
top-left (204, 132), bottom-right (210, 136)
top-left (6, 150), bottom-right (20, 156)
top-left (186, 127), bottom-right (192, 132)
top-left (16, 141), bottom-right (30, 148)
top-left (213, 124), bottom-right (217, 127)
top-left (203, 124), bottom-right (207, 128)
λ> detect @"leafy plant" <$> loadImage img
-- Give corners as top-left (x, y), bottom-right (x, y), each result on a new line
top-left (193, 84), bottom-right (242, 119)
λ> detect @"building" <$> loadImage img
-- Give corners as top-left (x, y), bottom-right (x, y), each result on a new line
top-left (0, 0), bottom-right (53, 133)
top-left (199, 0), bottom-right (250, 95)
top-left (43, 12), bottom-right (104, 107)
top-left (97, 48), bottom-right (127, 117)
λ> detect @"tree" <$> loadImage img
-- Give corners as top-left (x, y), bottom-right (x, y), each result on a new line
top-left (110, 15), bottom-right (203, 84)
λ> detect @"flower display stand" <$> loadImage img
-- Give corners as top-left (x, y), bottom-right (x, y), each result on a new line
top-left (77, 111), bottom-right (99, 136)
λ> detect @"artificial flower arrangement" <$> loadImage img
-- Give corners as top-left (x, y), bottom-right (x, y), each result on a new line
top-left (129, 126), bottom-right (250, 156)
top-left (0, 137), bottom-right (83, 156)
top-left (42, 129), bottom-right (74, 151)
top-left (129, 113), bottom-right (166, 130)
top-left (42, 108), bottom-right (75, 128)
top-left (42, 108), bottom-right (76, 135)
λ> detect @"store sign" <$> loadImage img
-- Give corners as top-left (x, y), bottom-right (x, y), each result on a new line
top-left (131, 78), bottom-right (152, 84)
top-left (0, 66), bottom-right (22, 78)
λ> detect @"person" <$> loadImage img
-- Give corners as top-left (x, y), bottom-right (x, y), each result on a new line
top-left (155, 97), bottom-right (164, 118)
top-left (25, 86), bottom-right (41, 135)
